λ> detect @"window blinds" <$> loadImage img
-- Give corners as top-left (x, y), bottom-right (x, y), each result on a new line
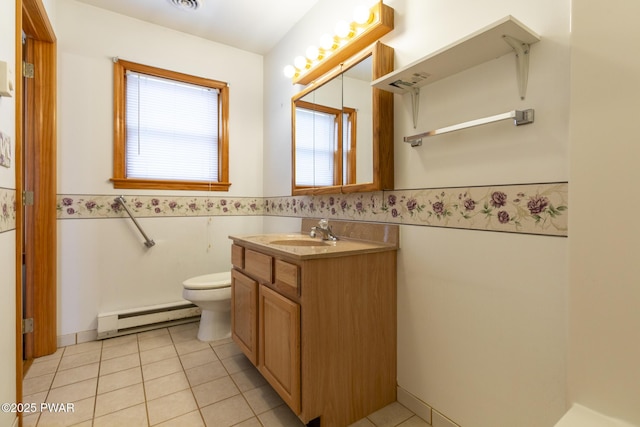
top-left (295, 108), bottom-right (336, 186)
top-left (125, 71), bottom-right (219, 181)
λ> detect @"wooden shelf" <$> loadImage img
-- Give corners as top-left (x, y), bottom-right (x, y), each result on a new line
top-left (372, 15), bottom-right (540, 94)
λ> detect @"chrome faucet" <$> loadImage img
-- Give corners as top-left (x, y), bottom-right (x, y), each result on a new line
top-left (309, 219), bottom-right (339, 241)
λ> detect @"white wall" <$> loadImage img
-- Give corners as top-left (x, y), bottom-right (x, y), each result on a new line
top-left (0, 0), bottom-right (16, 424)
top-left (568, 1), bottom-right (640, 424)
top-left (56, 0), bottom-right (265, 336)
top-left (265, 0), bottom-right (570, 425)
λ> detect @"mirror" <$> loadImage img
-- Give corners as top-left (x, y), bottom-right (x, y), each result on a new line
top-left (291, 42), bottom-right (394, 195)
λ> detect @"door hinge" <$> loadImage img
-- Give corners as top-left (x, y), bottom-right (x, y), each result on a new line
top-left (23, 190), bottom-right (34, 206)
top-left (22, 318), bottom-right (34, 334)
top-left (23, 61), bottom-right (34, 79)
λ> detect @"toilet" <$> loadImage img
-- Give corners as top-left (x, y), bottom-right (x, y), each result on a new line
top-left (182, 271), bottom-right (232, 342)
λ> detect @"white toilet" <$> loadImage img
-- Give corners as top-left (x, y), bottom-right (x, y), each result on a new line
top-left (182, 271), bottom-right (232, 342)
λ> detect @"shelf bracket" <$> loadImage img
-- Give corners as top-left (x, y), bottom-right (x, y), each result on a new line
top-left (502, 35), bottom-right (531, 100)
top-left (410, 87), bottom-right (420, 129)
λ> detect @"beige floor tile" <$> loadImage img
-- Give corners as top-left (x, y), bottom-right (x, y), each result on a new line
top-left (32, 347), bottom-right (64, 364)
top-left (199, 394), bottom-right (254, 427)
top-left (93, 402), bottom-right (148, 427)
top-left (51, 363), bottom-right (99, 389)
top-left (58, 349), bottom-right (101, 371)
top-left (185, 360), bottom-right (227, 387)
top-left (398, 415), bottom-right (431, 427)
top-left (22, 412), bottom-right (40, 427)
top-left (257, 404), bottom-right (305, 427)
top-left (37, 396), bottom-right (95, 427)
top-left (179, 347), bottom-right (218, 370)
top-left (137, 327), bottom-right (170, 341)
top-left (212, 341), bottom-right (242, 360)
top-left (144, 371), bottom-right (190, 401)
top-left (140, 344), bottom-right (178, 365)
top-left (62, 341), bottom-right (102, 357)
top-left (99, 352), bottom-right (140, 376)
top-left (101, 334), bottom-right (137, 349)
top-left (230, 366), bottom-right (267, 392)
top-left (349, 418), bottom-right (376, 427)
top-left (22, 391), bottom-right (48, 407)
top-left (233, 418), bottom-right (263, 427)
top-left (23, 373), bottom-right (54, 395)
top-left (142, 357), bottom-right (183, 381)
top-left (101, 341), bottom-right (139, 361)
top-left (168, 322), bottom-right (198, 334)
top-left (192, 375), bottom-right (240, 408)
top-left (155, 410), bottom-right (205, 427)
top-left (138, 334), bottom-right (174, 352)
top-left (174, 338), bottom-right (211, 355)
top-left (70, 421), bottom-right (92, 427)
top-left (220, 352), bottom-right (253, 375)
top-left (367, 402), bottom-right (414, 427)
top-left (47, 377), bottom-right (97, 403)
top-left (147, 389), bottom-right (198, 426)
top-left (94, 383), bottom-right (145, 418)
top-left (24, 358), bottom-right (60, 379)
top-left (169, 327), bottom-right (199, 344)
top-left (97, 366), bottom-right (142, 394)
top-left (243, 384), bottom-right (285, 415)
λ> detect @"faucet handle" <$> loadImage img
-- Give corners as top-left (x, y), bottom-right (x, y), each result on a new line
top-left (318, 218), bottom-right (329, 229)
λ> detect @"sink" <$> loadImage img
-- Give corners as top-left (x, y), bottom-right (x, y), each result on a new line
top-left (269, 239), bottom-right (330, 247)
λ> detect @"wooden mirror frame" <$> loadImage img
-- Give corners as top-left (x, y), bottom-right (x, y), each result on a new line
top-left (291, 41), bottom-right (394, 196)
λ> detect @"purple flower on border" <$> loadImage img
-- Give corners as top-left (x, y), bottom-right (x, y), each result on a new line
top-left (432, 201), bottom-right (444, 215)
top-left (331, 207), bottom-right (337, 215)
top-left (527, 195), bottom-right (549, 215)
top-left (340, 200), bottom-right (348, 210)
top-left (309, 202), bottom-right (315, 212)
top-left (234, 201), bottom-right (241, 209)
top-left (85, 201), bottom-right (97, 211)
top-left (220, 199), bottom-right (227, 206)
top-left (391, 208), bottom-right (399, 218)
top-left (223, 207), bottom-right (228, 212)
top-left (111, 202), bottom-right (121, 211)
top-left (154, 207), bottom-right (161, 213)
top-left (463, 198), bottom-right (476, 211)
top-left (188, 203), bottom-right (197, 211)
top-left (388, 194), bottom-right (396, 206)
top-left (135, 201), bottom-right (143, 209)
top-left (490, 191), bottom-right (507, 208)
top-left (62, 197), bottom-right (73, 206)
top-left (407, 198), bottom-right (418, 212)
top-left (498, 210), bottom-right (510, 223)
top-left (151, 198), bottom-right (160, 206)
top-left (329, 197), bottom-right (335, 206)
top-left (207, 202), bottom-right (214, 209)
top-left (320, 201), bottom-right (326, 209)
top-left (2, 203), bottom-right (8, 218)
top-left (168, 201), bottom-right (177, 210)
top-left (355, 201), bottom-right (364, 212)
top-left (250, 203), bottom-right (257, 211)
top-left (67, 208), bottom-right (75, 215)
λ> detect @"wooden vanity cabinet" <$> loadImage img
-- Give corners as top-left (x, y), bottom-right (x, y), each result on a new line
top-left (230, 241), bottom-right (397, 427)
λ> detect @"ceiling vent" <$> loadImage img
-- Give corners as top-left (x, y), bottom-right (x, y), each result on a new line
top-left (170, 0), bottom-right (200, 11)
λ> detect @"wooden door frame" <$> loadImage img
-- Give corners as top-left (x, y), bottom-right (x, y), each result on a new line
top-left (15, 0), bottom-right (57, 412)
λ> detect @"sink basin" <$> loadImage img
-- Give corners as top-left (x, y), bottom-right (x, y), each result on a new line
top-left (269, 239), bottom-right (329, 247)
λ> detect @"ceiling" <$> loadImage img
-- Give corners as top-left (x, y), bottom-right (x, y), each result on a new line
top-left (74, 0), bottom-right (321, 55)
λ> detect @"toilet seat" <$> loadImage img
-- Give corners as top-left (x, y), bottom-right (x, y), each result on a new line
top-left (183, 271), bottom-right (231, 290)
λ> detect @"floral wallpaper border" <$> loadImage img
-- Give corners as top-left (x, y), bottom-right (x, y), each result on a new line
top-left (0, 187), bottom-right (17, 233)
top-left (57, 182), bottom-right (568, 237)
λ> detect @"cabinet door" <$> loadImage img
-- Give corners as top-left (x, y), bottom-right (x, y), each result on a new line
top-left (231, 270), bottom-right (258, 365)
top-left (259, 284), bottom-right (301, 414)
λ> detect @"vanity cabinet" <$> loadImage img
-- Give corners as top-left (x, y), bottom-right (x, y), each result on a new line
top-left (229, 223), bottom-right (398, 427)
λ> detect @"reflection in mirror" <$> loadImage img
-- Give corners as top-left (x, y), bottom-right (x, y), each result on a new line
top-left (291, 42), bottom-right (394, 196)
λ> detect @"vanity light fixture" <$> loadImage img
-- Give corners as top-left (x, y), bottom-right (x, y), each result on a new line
top-left (283, 1), bottom-right (394, 85)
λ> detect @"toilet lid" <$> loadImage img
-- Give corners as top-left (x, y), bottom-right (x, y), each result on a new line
top-left (183, 271), bottom-right (232, 290)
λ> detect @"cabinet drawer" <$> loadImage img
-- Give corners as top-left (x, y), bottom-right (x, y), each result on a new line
top-left (231, 244), bottom-right (244, 269)
top-left (245, 249), bottom-right (272, 283)
top-left (274, 259), bottom-right (300, 299)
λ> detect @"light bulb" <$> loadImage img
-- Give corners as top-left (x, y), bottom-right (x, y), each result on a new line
top-left (353, 5), bottom-right (373, 25)
top-left (306, 45), bottom-right (321, 61)
top-left (319, 33), bottom-right (338, 51)
top-left (283, 65), bottom-right (296, 78)
top-left (294, 55), bottom-right (309, 70)
top-left (335, 20), bottom-right (354, 39)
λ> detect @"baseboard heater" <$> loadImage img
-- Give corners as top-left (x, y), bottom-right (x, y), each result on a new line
top-left (97, 301), bottom-right (201, 339)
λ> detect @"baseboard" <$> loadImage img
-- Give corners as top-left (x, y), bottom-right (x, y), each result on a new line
top-left (397, 386), bottom-right (432, 424)
top-left (56, 329), bottom-right (98, 348)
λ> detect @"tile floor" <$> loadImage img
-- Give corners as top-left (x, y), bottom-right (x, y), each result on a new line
top-left (22, 322), bottom-right (427, 427)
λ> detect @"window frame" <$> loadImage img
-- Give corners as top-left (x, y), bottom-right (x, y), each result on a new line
top-left (112, 59), bottom-right (230, 191)
top-left (292, 99), bottom-right (357, 190)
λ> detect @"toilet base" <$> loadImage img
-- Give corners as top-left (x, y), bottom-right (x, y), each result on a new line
top-left (197, 308), bottom-right (231, 342)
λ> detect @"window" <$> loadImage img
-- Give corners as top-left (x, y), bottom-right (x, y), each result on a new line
top-left (293, 100), bottom-right (356, 188)
top-left (112, 60), bottom-right (230, 191)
